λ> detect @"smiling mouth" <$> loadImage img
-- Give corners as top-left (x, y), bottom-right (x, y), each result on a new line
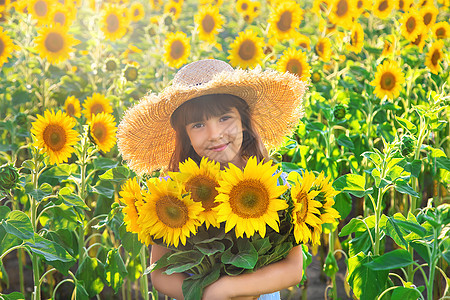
top-left (209, 143), bottom-right (229, 152)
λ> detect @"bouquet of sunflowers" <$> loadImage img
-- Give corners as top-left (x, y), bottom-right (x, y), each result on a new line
top-left (120, 157), bottom-right (340, 299)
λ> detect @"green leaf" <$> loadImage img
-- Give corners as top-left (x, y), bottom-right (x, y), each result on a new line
top-left (21, 159), bottom-right (35, 171)
top-left (42, 164), bottom-right (77, 180)
top-left (1, 210), bottom-right (34, 242)
top-left (337, 134), bottom-right (355, 149)
top-left (410, 241), bottom-right (430, 264)
top-left (394, 180), bottom-right (419, 197)
top-left (339, 218), bottom-right (366, 236)
top-left (442, 250), bottom-right (450, 264)
top-left (0, 226), bottom-right (21, 255)
top-left (0, 292), bottom-right (25, 300)
top-left (323, 251), bottom-right (338, 277)
top-left (221, 238), bottom-right (258, 269)
top-left (252, 237), bottom-right (272, 256)
top-left (0, 206), bottom-right (11, 220)
top-left (395, 116), bottom-right (418, 134)
top-left (104, 249), bottom-right (128, 293)
top-left (58, 187), bottom-right (90, 210)
top-left (182, 264), bottom-right (221, 300)
top-left (99, 167), bottom-right (129, 183)
top-left (93, 157), bottom-right (119, 170)
top-left (347, 252), bottom-right (389, 300)
top-left (91, 180), bottom-right (115, 198)
top-left (74, 282), bottom-right (90, 300)
top-left (386, 217), bottom-right (408, 249)
top-left (195, 241), bottom-right (225, 256)
top-left (25, 234), bottom-right (76, 275)
top-left (362, 151), bottom-right (382, 167)
top-left (280, 162), bottom-right (302, 174)
top-left (75, 257), bottom-right (105, 298)
top-left (333, 192), bottom-right (352, 220)
top-left (391, 286), bottom-right (423, 299)
top-left (305, 121), bottom-right (327, 134)
top-left (164, 250), bottom-right (205, 275)
top-left (365, 249), bottom-right (413, 270)
top-left (26, 182), bottom-right (53, 202)
top-left (436, 157), bottom-right (450, 172)
top-left (119, 223), bottom-right (142, 259)
top-left (391, 217), bottom-right (427, 238)
top-left (401, 160), bottom-right (422, 178)
top-left (333, 174), bottom-right (370, 197)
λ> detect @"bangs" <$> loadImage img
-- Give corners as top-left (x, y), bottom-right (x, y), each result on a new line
top-left (171, 94), bottom-right (248, 127)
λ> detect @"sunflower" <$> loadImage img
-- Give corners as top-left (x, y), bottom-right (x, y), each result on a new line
top-left (214, 157), bottom-right (288, 238)
top-left (289, 171), bottom-right (323, 245)
top-left (277, 48), bottom-right (311, 81)
top-left (420, 5), bottom-right (439, 29)
top-left (64, 95), bottom-right (81, 118)
top-left (400, 9), bottom-right (425, 42)
top-left (0, 27), bottom-right (16, 68)
top-left (101, 4), bottom-right (129, 41)
top-left (408, 29), bottom-right (428, 51)
top-left (313, 172), bottom-right (340, 225)
top-left (425, 40), bottom-right (444, 75)
top-left (129, 2), bottom-right (144, 22)
top-left (312, 0), bottom-right (332, 16)
top-left (163, 31), bottom-right (191, 69)
top-left (346, 22), bottom-right (364, 54)
top-left (397, 0), bottom-right (413, 11)
top-left (120, 177), bottom-right (145, 233)
top-left (0, 0), bottom-right (10, 13)
top-left (328, 0), bottom-right (356, 30)
top-left (170, 157), bottom-right (222, 229)
top-left (164, 1), bottom-right (182, 20)
top-left (194, 5), bottom-right (224, 42)
top-left (382, 34), bottom-right (396, 57)
top-left (29, 0), bottom-right (51, 25)
top-left (49, 2), bottom-right (76, 28)
top-left (372, 0), bottom-right (394, 19)
top-left (124, 64), bottom-right (138, 81)
top-left (227, 29), bottom-right (264, 69)
top-left (236, 0), bottom-right (251, 14)
top-left (432, 21), bottom-right (450, 39)
top-left (89, 112), bottom-right (117, 153)
top-left (268, 1), bottom-right (303, 42)
top-left (149, 0), bottom-right (162, 10)
top-left (371, 60), bottom-right (405, 100)
top-left (138, 178), bottom-right (203, 247)
top-left (355, 0), bottom-right (372, 14)
top-left (315, 37), bottom-right (332, 62)
top-left (31, 110), bottom-right (79, 165)
top-left (82, 93), bottom-right (113, 121)
top-left (294, 32), bottom-right (311, 50)
top-left (34, 25), bottom-right (79, 65)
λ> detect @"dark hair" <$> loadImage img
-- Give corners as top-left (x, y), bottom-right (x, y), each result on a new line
top-left (168, 94), bottom-right (268, 171)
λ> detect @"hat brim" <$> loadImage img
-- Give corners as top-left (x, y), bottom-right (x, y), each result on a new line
top-left (117, 67), bottom-right (308, 175)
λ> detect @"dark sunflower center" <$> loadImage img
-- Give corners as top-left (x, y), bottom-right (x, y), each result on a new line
top-left (316, 42), bottom-right (324, 55)
top-left (106, 14), bottom-right (120, 33)
top-left (286, 59), bottom-right (303, 76)
top-left (92, 122), bottom-right (107, 143)
top-left (229, 179), bottom-right (269, 218)
top-left (202, 14), bottom-right (215, 33)
top-left (170, 7), bottom-right (177, 14)
top-left (45, 32), bottom-right (64, 53)
top-left (277, 11), bottom-right (292, 32)
top-left (378, 0), bottom-right (388, 11)
top-left (54, 12), bottom-right (66, 25)
top-left (320, 1), bottom-right (328, 11)
top-left (156, 196), bottom-right (188, 228)
top-left (436, 28), bottom-right (445, 39)
top-left (134, 8), bottom-right (140, 16)
top-left (384, 40), bottom-right (391, 52)
top-left (406, 17), bottom-right (416, 33)
top-left (238, 39), bottom-right (256, 61)
top-left (336, 0), bottom-right (348, 17)
top-left (352, 31), bottom-right (358, 45)
top-left (91, 103), bottom-right (104, 115)
top-left (170, 40), bottom-right (185, 60)
top-left (299, 42), bottom-right (307, 49)
top-left (399, 0), bottom-right (404, 9)
top-left (380, 72), bottom-right (395, 90)
top-left (43, 124), bottom-right (66, 151)
top-left (0, 38), bottom-right (4, 56)
top-left (423, 13), bottom-right (432, 26)
top-left (185, 175), bottom-right (218, 211)
top-left (295, 192), bottom-right (308, 222)
top-left (125, 67), bottom-right (138, 81)
top-left (67, 103), bottom-right (75, 116)
top-left (431, 50), bottom-right (440, 66)
top-left (357, 0), bottom-right (363, 8)
top-left (412, 33), bottom-right (422, 45)
top-left (241, 3), bottom-right (248, 10)
top-left (35, 0), bottom-right (48, 17)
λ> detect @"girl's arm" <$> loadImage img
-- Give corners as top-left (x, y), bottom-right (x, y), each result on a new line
top-left (150, 244), bottom-right (188, 299)
top-left (202, 245), bottom-right (304, 300)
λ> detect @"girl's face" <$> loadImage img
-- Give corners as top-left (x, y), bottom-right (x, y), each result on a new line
top-left (185, 107), bottom-right (244, 167)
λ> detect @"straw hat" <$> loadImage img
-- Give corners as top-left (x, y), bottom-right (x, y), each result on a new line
top-left (117, 59), bottom-right (308, 175)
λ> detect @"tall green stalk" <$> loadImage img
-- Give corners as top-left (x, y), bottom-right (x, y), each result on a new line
top-left (140, 246), bottom-right (149, 300)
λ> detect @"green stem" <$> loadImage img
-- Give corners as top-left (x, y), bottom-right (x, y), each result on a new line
top-left (11, 190), bottom-right (25, 295)
top-left (31, 152), bottom-right (41, 300)
top-left (427, 229), bottom-right (438, 300)
top-left (373, 188), bottom-right (384, 256)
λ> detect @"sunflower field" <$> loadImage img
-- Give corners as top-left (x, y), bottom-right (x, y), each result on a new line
top-left (0, 0), bottom-right (449, 299)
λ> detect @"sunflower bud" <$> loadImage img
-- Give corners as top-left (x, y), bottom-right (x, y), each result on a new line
top-left (105, 58), bottom-right (118, 72)
top-left (147, 25), bottom-right (157, 36)
top-left (311, 71), bottom-right (321, 83)
top-left (0, 164), bottom-right (20, 192)
top-left (400, 136), bottom-right (415, 157)
top-left (124, 65), bottom-right (138, 82)
top-left (14, 112), bottom-right (28, 126)
top-left (333, 104), bottom-right (346, 120)
top-left (164, 15), bottom-right (173, 26)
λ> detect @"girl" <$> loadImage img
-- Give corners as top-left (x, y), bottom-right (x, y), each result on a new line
top-left (117, 59), bottom-right (308, 300)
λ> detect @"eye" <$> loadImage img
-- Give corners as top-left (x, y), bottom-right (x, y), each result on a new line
top-left (191, 122), bottom-right (204, 129)
top-left (220, 115), bottom-right (231, 122)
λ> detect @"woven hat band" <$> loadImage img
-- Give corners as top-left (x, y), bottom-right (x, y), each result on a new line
top-left (173, 59), bottom-right (234, 87)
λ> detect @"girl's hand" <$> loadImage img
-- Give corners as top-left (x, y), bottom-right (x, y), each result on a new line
top-left (202, 276), bottom-right (259, 300)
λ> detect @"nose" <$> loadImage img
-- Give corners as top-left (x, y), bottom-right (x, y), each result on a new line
top-left (207, 121), bottom-right (223, 141)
